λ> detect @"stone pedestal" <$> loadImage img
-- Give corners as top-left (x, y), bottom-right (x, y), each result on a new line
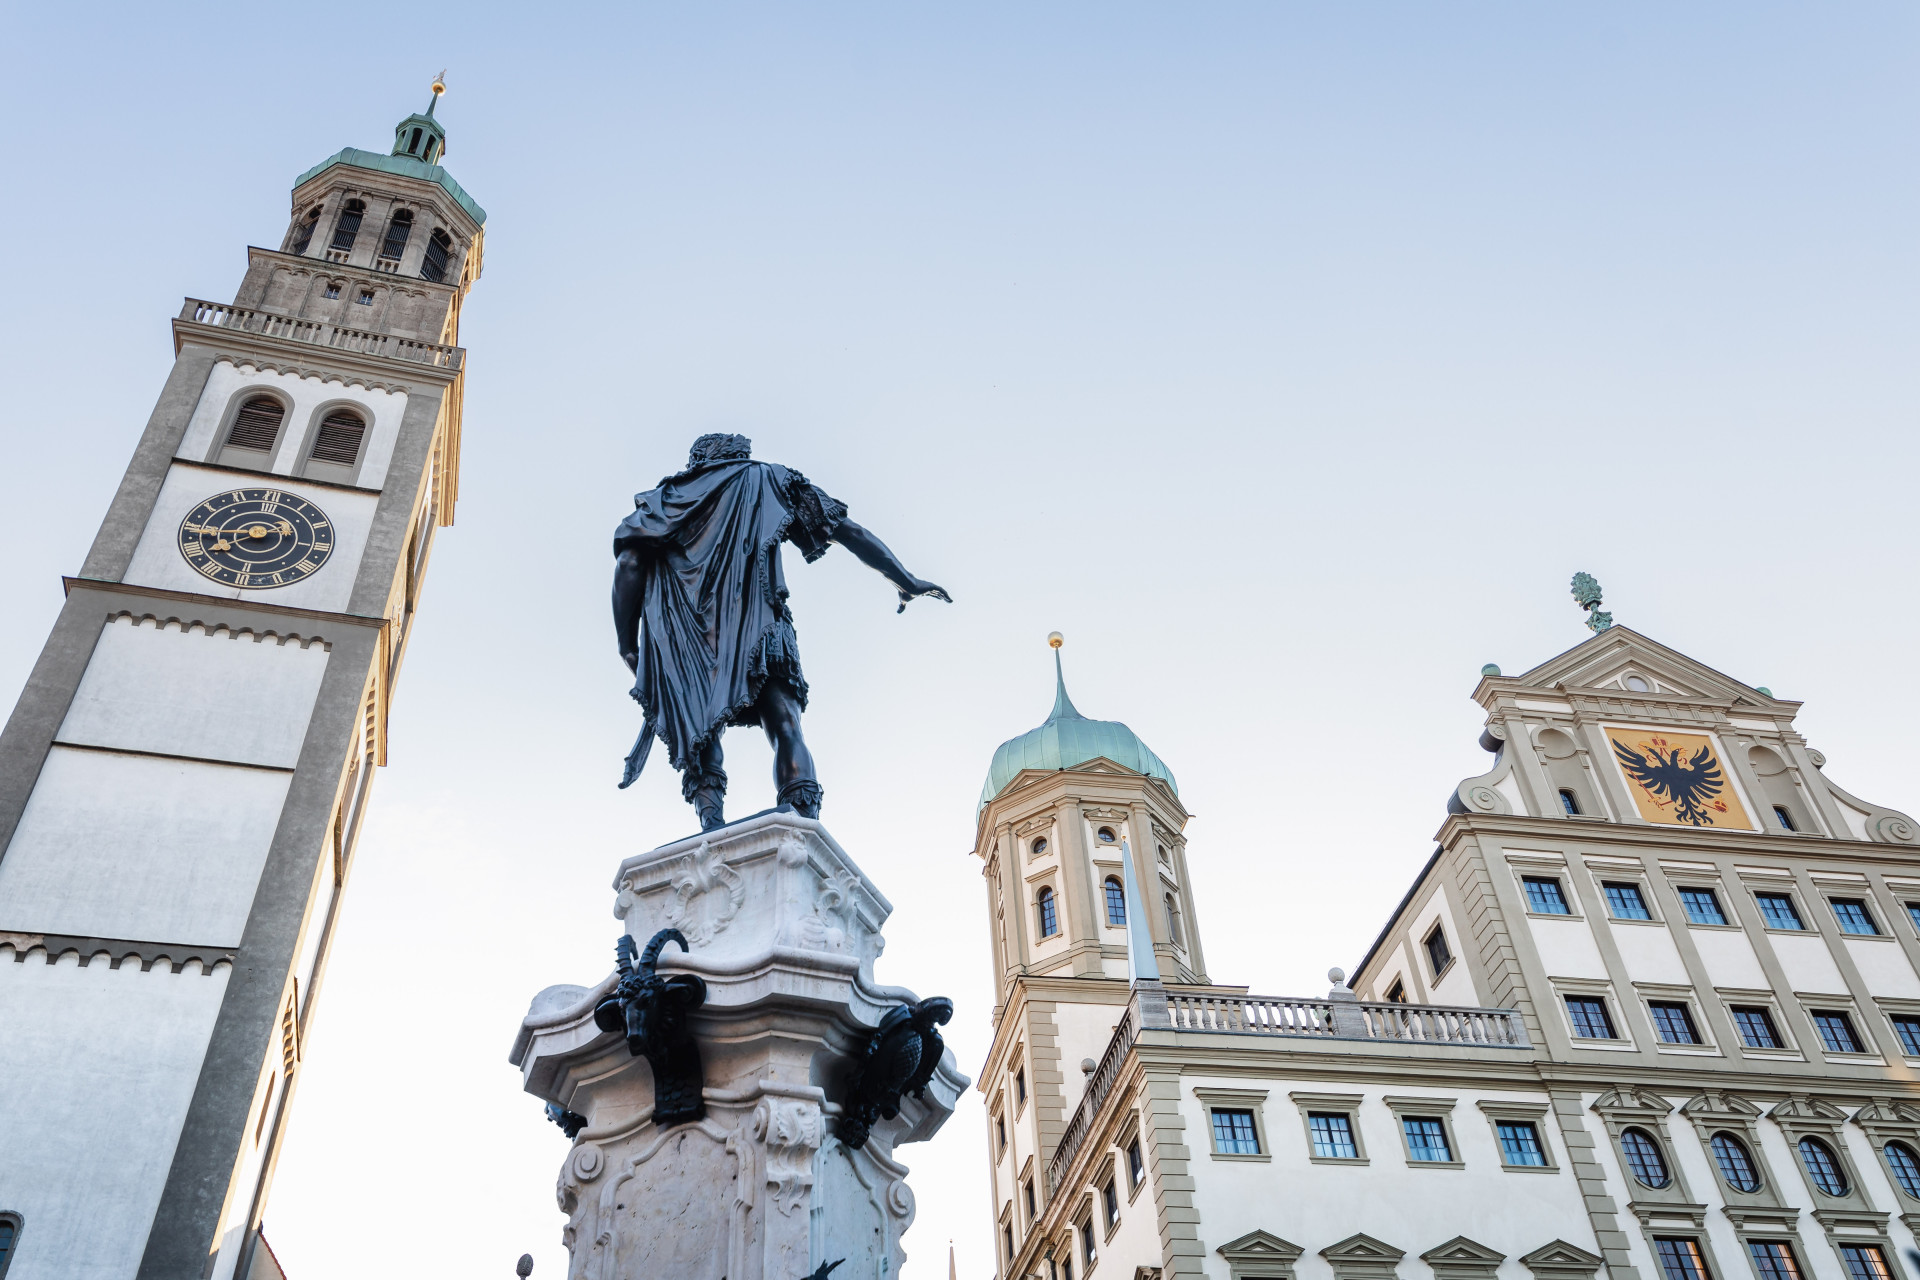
top-left (511, 811), bottom-right (967, 1280)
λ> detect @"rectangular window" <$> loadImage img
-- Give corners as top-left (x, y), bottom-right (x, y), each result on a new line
top-left (1832, 899), bottom-right (1880, 935)
top-left (1566, 996), bottom-right (1618, 1040)
top-left (1756, 893), bottom-right (1805, 930)
top-left (1839, 1245), bottom-right (1892, 1280)
top-left (1605, 882), bottom-right (1652, 920)
top-left (1524, 877), bottom-right (1572, 915)
top-left (1748, 1242), bottom-right (1803, 1280)
top-left (1015, 1069), bottom-right (1027, 1105)
top-left (1425, 926), bottom-right (1453, 977)
top-left (1906, 902), bottom-right (1920, 935)
top-left (1385, 980), bottom-right (1407, 1004)
top-left (1403, 1117), bottom-right (1453, 1162)
top-left (1680, 888), bottom-right (1728, 926)
top-left (1004, 1224), bottom-right (1015, 1263)
top-left (1812, 1010), bottom-right (1865, 1054)
top-left (1649, 1001), bottom-right (1702, 1045)
top-left (323, 282), bottom-right (341, 300)
top-left (1062, 1254), bottom-right (1073, 1280)
top-left (1655, 1238), bottom-right (1712, 1280)
top-left (1102, 1180), bottom-right (1118, 1227)
top-left (1024, 1179), bottom-right (1036, 1221)
top-left (1731, 1006), bottom-right (1784, 1049)
top-left (1497, 1120), bottom-right (1548, 1166)
top-left (1211, 1109), bottom-right (1260, 1155)
top-left (1309, 1113), bottom-right (1359, 1159)
top-left (996, 1114), bottom-right (1007, 1153)
top-left (356, 289), bottom-right (374, 305)
top-left (1126, 1137), bottom-right (1143, 1187)
top-left (1081, 1219), bottom-right (1096, 1267)
top-left (1892, 1016), bottom-right (1920, 1057)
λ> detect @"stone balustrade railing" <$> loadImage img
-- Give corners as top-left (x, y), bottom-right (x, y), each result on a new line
top-left (1047, 989), bottom-right (1529, 1194)
top-left (178, 299), bottom-right (463, 370)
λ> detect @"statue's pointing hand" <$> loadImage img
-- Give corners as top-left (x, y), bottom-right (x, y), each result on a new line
top-left (897, 579), bottom-right (952, 614)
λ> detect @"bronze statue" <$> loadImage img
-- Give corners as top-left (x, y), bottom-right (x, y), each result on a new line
top-left (839, 996), bottom-right (953, 1150)
top-left (614, 433), bottom-right (950, 830)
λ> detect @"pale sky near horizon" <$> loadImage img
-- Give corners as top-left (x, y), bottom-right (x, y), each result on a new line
top-left (2, 4), bottom-right (1917, 1277)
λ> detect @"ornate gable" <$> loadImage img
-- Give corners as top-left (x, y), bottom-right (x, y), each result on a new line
top-left (1218, 1230), bottom-right (1306, 1280)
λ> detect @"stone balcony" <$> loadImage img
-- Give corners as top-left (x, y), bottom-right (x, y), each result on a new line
top-left (1045, 985), bottom-right (1532, 1193)
top-left (172, 298), bottom-right (464, 371)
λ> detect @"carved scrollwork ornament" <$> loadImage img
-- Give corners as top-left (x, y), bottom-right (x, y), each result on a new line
top-left (664, 841), bottom-right (746, 945)
top-left (1467, 786), bottom-right (1500, 812)
top-left (1876, 814), bottom-right (1919, 844)
top-left (887, 1178), bottom-right (915, 1219)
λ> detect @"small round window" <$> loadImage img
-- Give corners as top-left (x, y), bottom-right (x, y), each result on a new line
top-left (1031, 837), bottom-right (1048, 856)
top-left (1096, 827), bottom-right (1117, 843)
top-left (1799, 1137), bottom-right (1848, 1196)
top-left (1625, 675), bottom-right (1651, 692)
top-left (1620, 1128), bottom-right (1670, 1188)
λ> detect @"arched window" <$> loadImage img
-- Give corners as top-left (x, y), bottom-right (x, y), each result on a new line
top-left (421, 228), bottom-right (453, 282)
top-left (329, 199), bottom-right (366, 252)
top-left (1104, 877), bottom-right (1126, 925)
top-left (0, 1212), bottom-right (20, 1279)
top-left (1164, 893), bottom-right (1184, 947)
top-left (1036, 887), bottom-right (1058, 939)
top-left (289, 205), bottom-right (322, 256)
top-left (1774, 805), bottom-right (1796, 832)
top-left (1799, 1137), bottom-right (1848, 1195)
top-left (379, 209), bottom-right (413, 261)
top-left (1559, 790), bottom-right (1580, 816)
top-left (1711, 1133), bottom-right (1761, 1192)
top-left (408, 126), bottom-right (424, 155)
top-left (1620, 1128), bottom-right (1670, 1187)
top-left (308, 409), bottom-right (367, 468)
top-left (223, 396), bottom-right (285, 454)
top-left (1885, 1141), bottom-right (1920, 1199)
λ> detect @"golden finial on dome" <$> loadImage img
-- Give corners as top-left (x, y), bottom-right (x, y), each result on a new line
top-left (431, 70), bottom-right (447, 97)
top-left (1047, 631), bottom-right (1064, 649)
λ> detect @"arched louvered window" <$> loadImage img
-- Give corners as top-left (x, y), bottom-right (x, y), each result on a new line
top-left (224, 396), bottom-right (285, 453)
top-left (1036, 886), bottom-right (1058, 938)
top-left (289, 205), bottom-right (322, 256)
top-left (408, 126), bottom-right (423, 155)
top-left (330, 199), bottom-right (365, 252)
top-left (379, 210), bottom-right (413, 261)
top-left (1164, 893), bottom-right (1184, 947)
top-left (308, 409), bottom-right (367, 468)
top-left (1104, 877), bottom-right (1126, 925)
top-left (421, 228), bottom-right (453, 283)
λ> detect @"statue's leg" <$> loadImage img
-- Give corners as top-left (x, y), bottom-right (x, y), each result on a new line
top-left (683, 738), bottom-right (727, 831)
top-left (758, 679), bottom-right (823, 819)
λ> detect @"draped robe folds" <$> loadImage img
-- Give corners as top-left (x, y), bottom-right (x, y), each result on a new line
top-left (615, 459), bottom-right (847, 780)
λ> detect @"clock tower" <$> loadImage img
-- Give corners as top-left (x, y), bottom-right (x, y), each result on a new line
top-left (0, 84), bottom-right (484, 1279)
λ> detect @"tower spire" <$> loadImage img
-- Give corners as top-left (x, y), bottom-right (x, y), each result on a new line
top-left (1047, 631), bottom-right (1083, 722)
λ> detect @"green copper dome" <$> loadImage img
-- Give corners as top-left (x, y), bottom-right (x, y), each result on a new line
top-left (978, 650), bottom-right (1178, 813)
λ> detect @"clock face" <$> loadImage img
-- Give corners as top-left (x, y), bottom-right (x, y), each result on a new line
top-left (177, 488), bottom-right (335, 589)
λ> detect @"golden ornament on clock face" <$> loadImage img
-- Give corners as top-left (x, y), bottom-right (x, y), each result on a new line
top-left (177, 488), bottom-right (334, 589)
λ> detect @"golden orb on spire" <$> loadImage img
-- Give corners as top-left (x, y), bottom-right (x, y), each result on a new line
top-left (431, 69), bottom-right (447, 96)
top-left (1047, 631), bottom-right (1064, 649)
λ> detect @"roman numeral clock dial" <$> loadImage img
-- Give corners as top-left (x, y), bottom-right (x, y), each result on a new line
top-left (177, 488), bottom-right (334, 588)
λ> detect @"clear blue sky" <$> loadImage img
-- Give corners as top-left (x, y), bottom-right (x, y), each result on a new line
top-left (2, 4), bottom-right (1916, 1276)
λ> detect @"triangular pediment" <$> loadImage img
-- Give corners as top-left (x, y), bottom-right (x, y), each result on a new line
top-left (1219, 1231), bottom-right (1305, 1263)
top-left (1519, 1241), bottom-right (1604, 1280)
top-left (1422, 1238), bottom-right (1506, 1266)
top-left (1502, 627), bottom-right (1784, 710)
top-left (1321, 1234), bottom-right (1406, 1263)
top-left (1769, 1094), bottom-right (1848, 1122)
top-left (1680, 1091), bottom-right (1761, 1118)
top-left (1592, 1086), bottom-right (1672, 1116)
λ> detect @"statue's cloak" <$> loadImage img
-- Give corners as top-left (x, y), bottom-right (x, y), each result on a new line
top-left (615, 459), bottom-right (846, 775)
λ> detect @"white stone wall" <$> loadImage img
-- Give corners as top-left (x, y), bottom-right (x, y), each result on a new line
top-left (122, 463), bottom-right (380, 614)
top-left (59, 614), bottom-right (330, 768)
top-left (175, 360), bottom-right (409, 490)
top-left (0, 948), bottom-right (231, 1280)
top-left (1180, 1081), bottom-right (1596, 1280)
top-left (0, 747), bottom-right (290, 945)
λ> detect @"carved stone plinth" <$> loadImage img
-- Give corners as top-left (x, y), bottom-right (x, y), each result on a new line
top-left (511, 812), bottom-right (966, 1280)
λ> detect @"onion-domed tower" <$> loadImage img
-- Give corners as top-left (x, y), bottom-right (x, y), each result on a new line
top-left (973, 636), bottom-right (1210, 1276)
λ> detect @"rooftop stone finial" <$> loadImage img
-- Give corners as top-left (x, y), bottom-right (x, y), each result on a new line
top-left (1571, 572), bottom-right (1613, 634)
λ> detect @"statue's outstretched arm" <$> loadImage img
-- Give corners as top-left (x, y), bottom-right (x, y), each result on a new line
top-left (830, 519), bottom-right (952, 613)
top-left (613, 547), bottom-right (645, 671)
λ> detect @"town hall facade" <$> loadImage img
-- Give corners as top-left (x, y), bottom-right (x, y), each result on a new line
top-left (978, 624), bottom-right (1920, 1280)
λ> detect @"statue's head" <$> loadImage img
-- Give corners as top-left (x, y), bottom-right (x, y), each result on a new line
top-left (688, 433), bottom-right (753, 467)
